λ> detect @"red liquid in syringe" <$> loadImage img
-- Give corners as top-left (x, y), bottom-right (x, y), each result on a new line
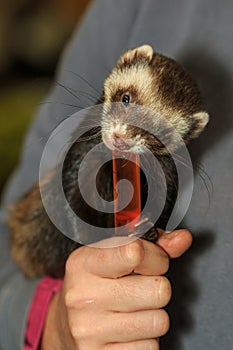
top-left (112, 150), bottom-right (141, 233)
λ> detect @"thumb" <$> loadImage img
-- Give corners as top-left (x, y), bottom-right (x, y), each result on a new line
top-left (156, 229), bottom-right (193, 258)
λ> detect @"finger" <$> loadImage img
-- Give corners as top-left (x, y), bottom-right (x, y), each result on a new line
top-left (87, 238), bottom-right (169, 277)
top-left (65, 238), bottom-right (144, 279)
top-left (67, 237), bottom-right (169, 279)
top-left (104, 275), bottom-right (171, 312)
top-left (105, 338), bottom-right (159, 350)
top-left (102, 309), bottom-right (169, 342)
top-left (157, 229), bottom-right (193, 258)
top-left (84, 239), bottom-right (146, 278)
top-left (69, 309), bottom-right (169, 343)
top-left (65, 275), bottom-right (171, 312)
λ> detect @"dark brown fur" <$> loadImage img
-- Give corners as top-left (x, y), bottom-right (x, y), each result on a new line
top-left (9, 45), bottom-right (209, 277)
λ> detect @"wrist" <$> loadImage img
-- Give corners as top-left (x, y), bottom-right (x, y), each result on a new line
top-left (40, 291), bottom-right (63, 350)
top-left (24, 277), bottom-right (63, 350)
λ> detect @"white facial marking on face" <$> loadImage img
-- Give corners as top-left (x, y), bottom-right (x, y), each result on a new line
top-left (104, 65), bottom-right (155, 107)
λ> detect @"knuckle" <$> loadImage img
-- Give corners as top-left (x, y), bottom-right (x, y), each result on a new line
top-left (65, 248), bottom-right (81, 275)
top-left (65, 245), bottom-right (89, 275)
top-left (64, 288), bottom-right (76, 308)
top-left (121, 239), bottom-right (144, 268)
top-left (65, 287), bottom-right (94, 311)
top-left (69, 315), bottom-right (91, 340)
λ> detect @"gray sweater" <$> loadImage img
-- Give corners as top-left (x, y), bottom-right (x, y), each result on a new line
top-left (0, 0), bottom-right (232, 348)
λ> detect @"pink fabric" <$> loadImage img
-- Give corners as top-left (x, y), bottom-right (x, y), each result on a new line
top-left (24, 277), bottom-right (63, 350)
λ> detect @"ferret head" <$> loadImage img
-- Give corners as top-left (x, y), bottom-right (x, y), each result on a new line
top-left (101, 45), bottom-right (209, 155)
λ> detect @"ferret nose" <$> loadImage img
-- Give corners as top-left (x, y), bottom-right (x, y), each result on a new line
top-left (112, 133), bottom-right (131, 151)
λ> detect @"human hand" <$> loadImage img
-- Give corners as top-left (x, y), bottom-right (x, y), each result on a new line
top-left (41, 229), bottom-right (192, 350)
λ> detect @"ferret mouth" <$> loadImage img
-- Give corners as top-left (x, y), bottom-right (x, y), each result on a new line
top-left (102, 133), bottom-right (139, 153)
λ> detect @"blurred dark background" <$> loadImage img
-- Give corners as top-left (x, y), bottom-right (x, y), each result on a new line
top-left (0, 0), bottom-right (92, 198)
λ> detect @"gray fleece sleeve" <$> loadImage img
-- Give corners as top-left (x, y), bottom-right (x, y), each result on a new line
top-left (0, 216), bottom-right (39, 349)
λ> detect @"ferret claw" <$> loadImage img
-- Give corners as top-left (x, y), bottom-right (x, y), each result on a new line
top-left (142, 226), bottom-right (159, 243)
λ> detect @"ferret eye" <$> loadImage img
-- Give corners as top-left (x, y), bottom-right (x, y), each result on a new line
top-left (122, 94), bottom-right (130, 106)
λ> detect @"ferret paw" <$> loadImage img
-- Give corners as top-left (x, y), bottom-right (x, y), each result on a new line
top-left (142, 226), bottom-right (159, 243)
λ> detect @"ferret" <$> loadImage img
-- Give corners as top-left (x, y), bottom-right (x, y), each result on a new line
top-left (9, 45), bottom-right (209, 278)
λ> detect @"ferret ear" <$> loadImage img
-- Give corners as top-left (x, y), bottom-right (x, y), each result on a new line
top-left (118, 45), bottom-right (154, 65)
top-left (190, 111), bottom-right (209, 139)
